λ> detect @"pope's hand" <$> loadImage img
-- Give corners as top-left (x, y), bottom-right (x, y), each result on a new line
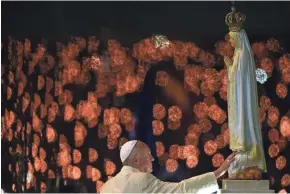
top-left (224, 56), bottom-right (233, 67)
top-left (214, 152), bottom-right (237, 178)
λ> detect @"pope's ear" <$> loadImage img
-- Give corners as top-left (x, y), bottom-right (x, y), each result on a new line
top-left (132, 156), bottom-right (138, 163)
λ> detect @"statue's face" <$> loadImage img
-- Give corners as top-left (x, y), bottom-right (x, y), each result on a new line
top-left (229, 34), bottom-right (236, 48)
top-left (229, 32), bottom-right (237, 47)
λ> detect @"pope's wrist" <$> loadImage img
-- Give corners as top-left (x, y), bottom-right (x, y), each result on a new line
top-left (213, 169), bottom-right (221, 178)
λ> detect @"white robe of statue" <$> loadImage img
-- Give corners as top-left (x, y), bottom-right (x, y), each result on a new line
top-left (227, 29), bottom-right (267, 176)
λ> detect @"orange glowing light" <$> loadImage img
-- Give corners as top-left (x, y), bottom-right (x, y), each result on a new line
top-left (40, 104), bottom-right (47, 119)
top-left (280, 116), bottom-right (290, 138)
top-left (46, 124), bottom-right (57, 143)
top-left (109, 108), bottom-right (121, 125)
top-left (7, 86), bottom-right (12, 100)
top-left (34, 157), bottom-right (41, 172)
top-left (153, 104), bottom-right (166, 120)
top-left (105, 160), bottom-right (116, 176)
top-left (165, 159), bottom-right (178, 173)
top-left (168, 106), bottom-right (182, 122)
top-left (33, 134), bottom-right (40, 146)
top-left (37, 75), bottom-right (45, 90)
top-left (168, 119), bottom-right (181, 130)
top-left (268, 128), bottom-right (280, 143)
top-left (73, 149), bottom-right (82, 164)
top-left (186, 155), bottom-right (199, 169)
top-left (40, 159), bottom-right (47, 173)
top-left (107, 136), bottom-right (118, 150)
top-left (266, 38), bottom-right (280, 52)
top-left (187, 124), bottom-right (202, 136)
top-left (204, 140), bottom-right (218, 156)
top-left (169, 144), bottom-right (179, 160)
top-left (156, 71), bottom-right (169, 87)
top-left (58, 89), bottom-right (73, 105)
top-left (47, 169), bottom-right (55, 179)
top-left (92, 167), bottom-right (101, 181)
top-left (261, 58), bottom-right (274, 73)
top-left (74, 121), bottom-right (87, 147)
top-left (281, 174), bottom-right (290, 187)
top-left (268, 144), bottom-right (280, 158)
top-left (71, 166), bottom-right (82, 180)
top-left (204, 96), bottom-right (217, 106)
top-left (259, 96), bottom-right (271, 111)
top-left (57, 150), bottom-right (72, 167)
top-left (277, 136), bottom-right (288, 150)
top-left (54, 81), bottom-right (63, 96)
top-left (17, 82), bottom-right (24, 97)
top-left (185, 134), bottom-right (199, 146)
top-left (64, 104), bottom-right (75, 122)
top-left (32, 113), bottom-right (43, 133)
top-left (177, 146), bottom-right (186, 160)
top-left (89, 148), bottom-right (98, 163)
top-left (215, 135), bottom-right (226, 149)
top-left (276, 156), bottom-right (286, 170)
top-left (40, 181), bottom-right (47, 193)
top-left (34, 93), bottom-right (41, 110)
top-left (193, 102), bottom-right (209, 119)
top-left (86, 165), bottom-right (93, 179)
top-left (39, 147), bottom-right (46, 160)
top-left (109, 123), bottom-right (122, 139)
top-left (152, 120), bottom-right (164, 136)
top-left (51, 101), bottom-right (59, 113)
top-left (156, 141), bottom-right (165, 157)
top-left (183, 145), bottom-right (199, 158)
top-left (276, 83), bottom-right (288, 99)
top-left (252, 42), bottom-right (267, 58)
top-left (88, 118), bottom-right (100, 129)
top-left (120, 108), bottom-right (133, 124)
top-left (96, 181), bottom-right (104, 193)
top-left (22, 92), bottom-right (30, 113)
top-left (198, 118), bottom-right (212, 133)
top-left (208, 104), bottom-right (227, 124)
top-left (268, 106), bottom-right (280, 124)
top-left (212, 153), bottom-right (225, 168)
top-left (125, 75), bottom-right (140, 93)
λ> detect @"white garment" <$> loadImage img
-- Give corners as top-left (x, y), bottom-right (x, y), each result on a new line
top-left (100, 166), bottom-right (219, 193)
top-left (227, 29), bottom-right (267, 175)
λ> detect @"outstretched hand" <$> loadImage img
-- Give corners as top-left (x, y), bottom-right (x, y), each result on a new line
top-left (214, 152), bottom-right (237, 178)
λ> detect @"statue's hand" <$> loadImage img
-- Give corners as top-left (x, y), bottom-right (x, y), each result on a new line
top-left (224, 56), bottom-right (233, 67)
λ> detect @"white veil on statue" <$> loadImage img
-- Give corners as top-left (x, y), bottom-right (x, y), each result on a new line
top-left (227, 29), bottom-right (267, 175)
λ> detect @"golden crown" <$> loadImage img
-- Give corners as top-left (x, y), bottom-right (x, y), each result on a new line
top-left (225, 6), bottom-right (246, 32)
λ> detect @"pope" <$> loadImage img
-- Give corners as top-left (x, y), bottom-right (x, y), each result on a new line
top-left (101, 140), bottom-right (236, 193)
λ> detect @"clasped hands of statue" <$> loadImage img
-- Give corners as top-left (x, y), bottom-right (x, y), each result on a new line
top-left (224, 56), bottom-right (233, 67)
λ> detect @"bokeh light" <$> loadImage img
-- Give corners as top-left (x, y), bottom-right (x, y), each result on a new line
top-left (165, 159), bottom-right (178, 173)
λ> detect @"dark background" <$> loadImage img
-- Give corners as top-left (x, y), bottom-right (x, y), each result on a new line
top-left (2, 1), bottom-right (290, 193)
top-left (2, 1), bottom-right (290, 49)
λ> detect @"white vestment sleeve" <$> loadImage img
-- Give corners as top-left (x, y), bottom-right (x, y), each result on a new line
top-left (141, 172), bottom-right (219, 193)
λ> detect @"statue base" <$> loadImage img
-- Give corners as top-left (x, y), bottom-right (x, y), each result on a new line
top-left (219, 180), bottom-right (274, 193)
top-left (228, 166), bottom-right (263, 180)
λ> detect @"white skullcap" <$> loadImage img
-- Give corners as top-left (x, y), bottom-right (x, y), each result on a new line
top-left (120, 140), bottom-right (138, 163)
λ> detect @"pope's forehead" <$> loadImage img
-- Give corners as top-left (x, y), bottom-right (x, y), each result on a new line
top-left (136, 142), bottom-right (150, 151)
top-left (137, 141), bottom-right (148, 148)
